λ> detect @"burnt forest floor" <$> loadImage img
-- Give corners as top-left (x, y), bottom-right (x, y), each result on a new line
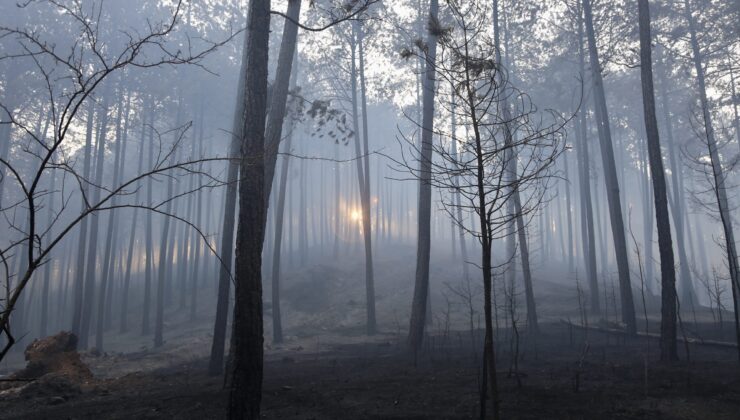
top-left (1, 321), bottom-right (739, 419)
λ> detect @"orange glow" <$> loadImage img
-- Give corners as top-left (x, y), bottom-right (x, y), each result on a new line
top-left (350, 209), bottom-right (362, 222)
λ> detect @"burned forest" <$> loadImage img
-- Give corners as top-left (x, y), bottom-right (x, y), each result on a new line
top-left (1, 0), bottom-right (739, 419)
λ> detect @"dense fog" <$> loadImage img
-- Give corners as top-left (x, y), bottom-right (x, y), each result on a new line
top-left (0, 0), bottom-right (738, 418)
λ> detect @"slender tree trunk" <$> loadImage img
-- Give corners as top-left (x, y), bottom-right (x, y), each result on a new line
top-left (298, 155), bottom-right (308, 265)
top-left (177, 151), bottom-right (196, 311)
top-left (356, 21), bottom-right (376, 334)
top-left (0, 98), bottom-right (11, 211)
top-left (106, 95), bottom-right (131, 330)
top-left (270, 49), bottom-right (300, 345)
top-left (96, 92), bottom-right (127, 351)
top-left (657, 50), bottom-right (697, 305)
top-left (270, 125), bottom-right (294, 344)
top-left (142, 102), bottom-right (156, 336)
top-left (207, 40), bottom-right (245, 376)
top-left (582, 0), bottom-right (636, 334)
top-left (494, 0), bottom-right (538, 334)
top-left (563, 145), bottom-right (574, 272)
top-left (263, 0), bottom-right (302, 209)
top-left (71, 103), bottom-right (95, 337)
top-left (190, 117), bottom-right (205, 321)
top-left (408, 0), bottom-right (439, 354)
top-left (80, 91), bottom-right (112, 348)
top-left (191, 108), bottom-right (205, 316)
top-left (39, 111), bottom-right (53, 338)
top-left (333, 146), bottom-right (341, 258)
top-left (154, 104), bottom-right (181, 348)
top-left (684, 0), bottom-right (740, 359)
top-left (638, 0), bottom-right (678, 361)
top-left (575, 6), bottom-right (600, 313)
top-left (450, 85), bottom-right (470, 282)
top-left (466, 73), bottom-right (500, 420)
top-left (728, 58), bottom-right (740, 151)
top-left (175, 104), bottom-right (199, 312)
top-left (120, 100), bottom-right (149, 334)
top-left (639, 134), bottom-right (655, 294)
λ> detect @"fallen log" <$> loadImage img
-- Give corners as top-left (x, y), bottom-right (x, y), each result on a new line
top-left (560, 319), bottom-right (737, 349)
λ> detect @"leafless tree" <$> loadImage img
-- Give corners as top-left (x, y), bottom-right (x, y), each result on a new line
top-left (394, 1), bottom-right (566, 416)
top-left (0, 0), bottom-right (232, 361)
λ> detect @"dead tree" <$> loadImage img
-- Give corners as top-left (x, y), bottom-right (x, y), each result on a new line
top-left (395, 1), bottom-right (565, 415)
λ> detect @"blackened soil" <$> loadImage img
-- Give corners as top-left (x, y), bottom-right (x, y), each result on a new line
top-left (1, 323), bottom-right (739, 419)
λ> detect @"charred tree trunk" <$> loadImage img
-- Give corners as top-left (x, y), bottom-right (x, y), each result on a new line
top-left (638, 0), bottom-right (678, 361)
top-left (227, 0), bottom-right (270, 418)
top-left (408, 0), bottom-right (439, 355)
top-left (582, 0), bottom-right (636, 334)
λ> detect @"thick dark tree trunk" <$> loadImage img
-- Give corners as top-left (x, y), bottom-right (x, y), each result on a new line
top-left (637, 0), bottom-right (678, 361)
top-left (227, 0), bottom-right (270, 418)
